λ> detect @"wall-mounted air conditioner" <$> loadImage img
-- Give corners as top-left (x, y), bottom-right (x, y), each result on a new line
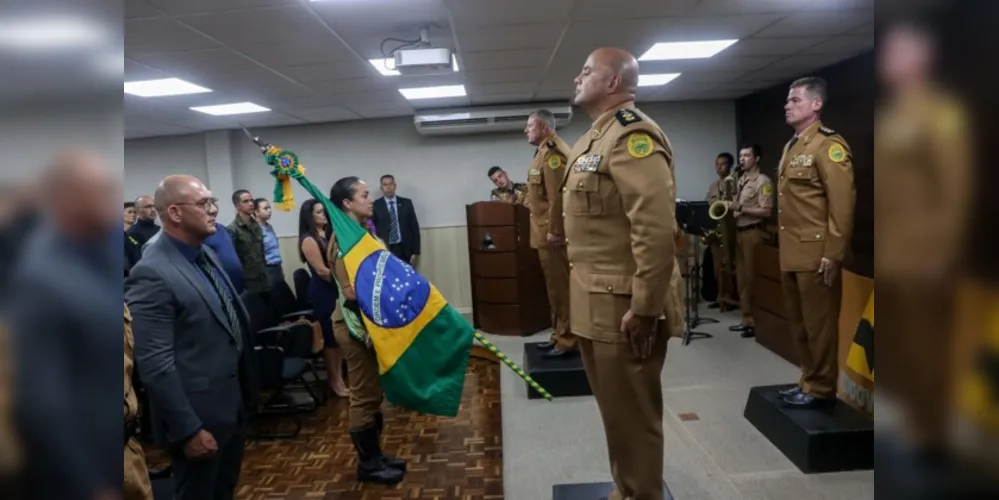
top-left (413, 104), bottom-right (573, 136)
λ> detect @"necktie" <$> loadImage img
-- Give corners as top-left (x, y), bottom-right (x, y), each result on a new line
top-left (389, 200), bottom-right (401, 244)
top-left (786, 136), bottom-right (798, 153)
top-left (198, 254), bottom-right (244, 352)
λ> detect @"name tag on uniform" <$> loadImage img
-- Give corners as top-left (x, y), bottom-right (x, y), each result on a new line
top-left (529, 168), bottom-right (541, 176)
top-left (573, 154), bottom-right (601, 172)
top-left (791, 154), bottom-right (813, 167)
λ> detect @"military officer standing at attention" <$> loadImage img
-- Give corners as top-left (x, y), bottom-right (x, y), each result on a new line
top-left (523, 109), bottom-right (576, 358)
top-left (487, 166), bottom-right (528, 205)
top-left (728, 144), bottom-right (773, 338)
top-left (777, 77), bottom-right (856, 408)
top-left (562, 47), bottom-right (685, 500)
top-left (704, 152), bottom-right (735, 309)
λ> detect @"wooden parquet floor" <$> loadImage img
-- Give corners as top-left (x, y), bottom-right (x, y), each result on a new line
top-left (146, 358), bottom-right (504, 500)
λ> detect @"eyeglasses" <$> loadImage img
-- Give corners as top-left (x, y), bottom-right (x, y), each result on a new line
top-left (176, 198), bottom-right (219, 211)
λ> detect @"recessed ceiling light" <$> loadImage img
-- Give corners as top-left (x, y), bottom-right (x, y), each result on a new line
top-left (452, 54), bottom-right (459, 72)
top-left (124, 78), bottom-right (212, 97)
top-left (0, 17), bottom-right (105, 51)
top-left (638, 73), bottom-right (681, 87)
top-left (368, 58), bottom-right (400, 76)
top-left (638, 40), bottom-right (738, 61)
top-left (399, 85), bottom-right (466, 100)
top-left (190, 102), bottom-right (270, 116)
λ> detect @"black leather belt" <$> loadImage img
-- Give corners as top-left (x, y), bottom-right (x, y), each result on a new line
top-left (124, 419), bottom-right (137, 446)
top-left (736, 223), bottom-right (764, 232)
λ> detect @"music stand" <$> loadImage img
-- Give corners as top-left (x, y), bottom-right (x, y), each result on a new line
top-left (676, 201), bottom-right (718, 345)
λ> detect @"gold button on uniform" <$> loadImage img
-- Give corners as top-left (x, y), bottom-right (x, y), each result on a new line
top-left (606, 286), bottom-right (613, 292)
top-left (780, 226), bottom-right (785, 230)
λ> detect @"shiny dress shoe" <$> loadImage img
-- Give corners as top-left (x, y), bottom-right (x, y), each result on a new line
top-left (777, 385), bottom-right (801, 398)
top-left (537, 340), bottom-right (557, 351)
top-left (728, 324), bottom-right (751, 332)
top-left (782, 391), bottom-right (833, 409)
top-left (542, 347), bottom-right (576, 359)
top-left (740, 326), bottom-right (755, 338)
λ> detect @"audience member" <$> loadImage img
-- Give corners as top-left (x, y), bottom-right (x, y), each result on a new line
top-left (6, 149), bottom-right (122, 500)
top-left (298, 199), bottom-right (349, 398)
top-left (255, 198), bottom-right (284, 289)
top-left (125, 202), bottom-right (142, 277)
top-left (126, 175), bottom-right (257, 500)
top-left (124, 201), bottom-right (137, 232)
top-left (227, 189), bottom-right (268, 295)
top-left (123, 304), bottom-right (153, 500)
top-left (127, 195), bottom-right (160, 246)
top-left (372, 175), bottom-right (421, 266)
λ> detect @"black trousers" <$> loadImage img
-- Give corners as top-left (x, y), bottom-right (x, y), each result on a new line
top-left (169, 424), bottom-right (246, 500)
top-left (388, 243), bottom-right (412, 264)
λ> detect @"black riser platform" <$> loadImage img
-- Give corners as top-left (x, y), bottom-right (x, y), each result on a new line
top-left (523, 342), bottom-right (592, 399)
top-left (553, 481), bottom-right (673, 500)
top-left (744, 385), bottom-right (873, 473)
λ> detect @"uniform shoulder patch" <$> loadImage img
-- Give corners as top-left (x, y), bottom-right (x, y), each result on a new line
top-left (818, 126), bottom-right (836, 136)
top-left (626, 132), bottom-right (654, 159)
top-left (547, 154), bottom-right (563, 169)
top-left (828, 143), bottom-right (846, 163)
top-left (615, 108), bottom-right (643, 127)
top-left (761, 183), bottom-right (773, 197)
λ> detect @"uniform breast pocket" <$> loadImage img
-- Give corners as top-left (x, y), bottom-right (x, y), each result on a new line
top-left (528, 172), bottom-right (542, 185)
top-left (567, 173), bottom-right (603, 216)
top-left (786, 166), bottom-right (815, 183)
top-left (587, 273), bottom-right (632, 332)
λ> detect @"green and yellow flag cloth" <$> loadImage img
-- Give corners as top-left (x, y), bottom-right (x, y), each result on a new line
top-left (245, 130), bottom-right (552, 416)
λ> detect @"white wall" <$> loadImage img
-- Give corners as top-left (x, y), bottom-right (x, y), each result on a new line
top-left (125, 100), bottom-right (737, 236)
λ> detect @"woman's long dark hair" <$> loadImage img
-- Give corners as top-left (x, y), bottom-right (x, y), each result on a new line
top-left (298, 198), bottom-right (331, 263)
top-left (329, 176), bottom-right (361, 213)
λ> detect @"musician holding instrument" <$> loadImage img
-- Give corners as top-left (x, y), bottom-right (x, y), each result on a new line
top-left (728, 144), bottom-right (773, 338)
top-left (704, 153), bottom-right (736, 309)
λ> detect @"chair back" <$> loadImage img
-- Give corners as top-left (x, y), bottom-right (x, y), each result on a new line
top-left (241, 291), bottom-right (277, 332)
top-left (270, 280), bottom-right (299, 318)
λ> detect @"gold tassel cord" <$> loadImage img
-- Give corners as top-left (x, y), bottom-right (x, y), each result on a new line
top-left (473, 331), bottom-right (553, 401)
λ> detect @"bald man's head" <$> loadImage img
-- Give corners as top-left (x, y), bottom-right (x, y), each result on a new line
top-left (573, 47), bottom-right (639, 115)
top-left (155, 175), bottom-right (218, 241)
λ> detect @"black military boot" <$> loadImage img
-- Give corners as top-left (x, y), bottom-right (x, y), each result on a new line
top-left (374, 413), bottom-right (407, 471)
top-left (349, 425), bottom-right (404, 485)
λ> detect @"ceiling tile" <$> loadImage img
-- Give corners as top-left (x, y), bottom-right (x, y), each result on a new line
top-left (447, 0), bottom-right (573, 27)
top-left (131, 49), bottom-right (262, 79)
top-left (125, 59), bottom-right (172, 81)
top-left (145, 0), bottom-right (297, 16)
top-left (469, 93), bottom-right (534, 106)
top-left (688, 0), bottom-right (819, 16)
top-left (126, 0), bottom-right (165, 19)
top-left (768, 52), bottom-right (857, 72)
top-left (460, 49), bottom-right (550, 71)
top-left (469, 81), bottom-right (537, 95)
top-left (465, 68), bottom-right (542, 84)
top-left (282, 105), bottom-right (360, 123)
top-left (804, 0), bottom-right (875, 10)
top-left (306, 77), bottom-right (396, 96)
top-left (534, 90), bottom-right (572, 102)
top-left (280, 60), bottom-right (372, 83)
top-left (726, 37), bottom-right (827, 56)
top-left (408, 96), bottom-right (473, 109)
top-left (458, 23), bottom-right (565, 52)
top-left (125, 19), bottom-right (222, 56)
top-left (178, 5), bottom-right (333, 46)
top-left (802, 35), bottom-right (874, 55)
top-left (560, 18), bottom-right (669, 50)
top-left (754, 10), bottom-right (873, 37)
top-left (656, 14), bottom-right (787, 41)
top-left (575, 0), bottom-right (698, 21)
top-left (232, 38), bottom-right (355, 68)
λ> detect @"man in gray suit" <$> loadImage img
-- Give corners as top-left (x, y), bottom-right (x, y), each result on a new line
top-left (126, 175), bottom-right (258, 500)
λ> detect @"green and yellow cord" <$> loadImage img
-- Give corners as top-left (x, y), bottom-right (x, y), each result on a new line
top-left (473, 331), bottom-right (553, 401)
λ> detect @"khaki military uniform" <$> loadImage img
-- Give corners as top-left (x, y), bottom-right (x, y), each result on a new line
top-left (734, 171), bottom-right (774, 326)
top-left (527, 134), bottom-right (575, 350)
top-left (490, 182), bottom-right (528, 205)
top-left (705, 178), bottom-right (736, 306)
top-left (328, 241), bottom-right (384, 430)
top-left (562, 104), bottom-right (685, 500)
top-left (877, 85), bottom-right (969, 447)
top-left (0, 322), bottom-right (19, 477)
top-left (777, 121), bottom-right (856, 399)
top-left (124, 304), bottom-right (154, 500)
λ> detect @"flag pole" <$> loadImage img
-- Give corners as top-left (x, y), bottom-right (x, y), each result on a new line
top-left (474, 331), bottom-right (553, 401)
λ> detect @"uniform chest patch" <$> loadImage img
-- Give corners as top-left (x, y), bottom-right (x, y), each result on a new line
top-left (547, 155), bottom-right (563, 169)
top-left (828, 144), bottom-right (846, 163)
top-left (529, 168), bottom-right (541, 176)
top-left (627, 133), bottom-right (653, 158)
top-left (573, 155), bottom-right (601, 172)
top-left (791, 154), bottom-right (814, 167)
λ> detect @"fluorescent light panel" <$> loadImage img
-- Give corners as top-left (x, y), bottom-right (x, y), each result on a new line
top-left (638, 73), bottom-right (681, 87)
top-left (125, 78), bottom-right (212, 97)
top-left (638, 40), bottom-right (738, 61)
top-left (398, 85), bottom-right (466, 100)
top-left (190, 102), bottom-right (270, 116)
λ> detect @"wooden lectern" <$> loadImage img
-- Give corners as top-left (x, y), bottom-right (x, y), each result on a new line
top-left (466, 201), bottom-right (551, 336)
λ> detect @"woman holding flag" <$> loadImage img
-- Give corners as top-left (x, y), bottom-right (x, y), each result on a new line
top-left (326, 176), bottom-right (407, 485)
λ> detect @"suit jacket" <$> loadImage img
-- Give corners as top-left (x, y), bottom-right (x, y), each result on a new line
top-left (372, 196), bottom-right (421, 256)
top-left (125, 233), bottom-right (258, 448)
top-left (5, 223), bottom-right (122, 498)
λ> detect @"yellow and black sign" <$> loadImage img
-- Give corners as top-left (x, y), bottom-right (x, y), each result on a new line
top-left (839, 291), bottom-right (874, 414)
top-left (959, 300), bottom-right (999, 432)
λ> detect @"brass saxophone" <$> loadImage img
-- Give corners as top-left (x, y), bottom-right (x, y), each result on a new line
top-left (703, 170), bottom-right (738, 272)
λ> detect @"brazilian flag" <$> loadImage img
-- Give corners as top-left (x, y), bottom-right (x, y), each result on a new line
top-left (839, 291), bottom-right (874, 413)
top-left (251, 136), bottom-right (472, 416)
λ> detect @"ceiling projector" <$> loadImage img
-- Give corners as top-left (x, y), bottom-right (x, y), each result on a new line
top-left (393, 47), bottom-right (455, 76)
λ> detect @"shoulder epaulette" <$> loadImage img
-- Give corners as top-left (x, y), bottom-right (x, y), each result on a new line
top-left (545, 139), bottom-right (556, 149)
top-left (615, 108), bottom-right (643, 127)
top-left (818, 126), bottom-right (836, 136)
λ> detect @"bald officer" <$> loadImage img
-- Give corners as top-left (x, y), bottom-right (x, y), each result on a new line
top-left (728, 144), bottom-right (773, 338)
top-left (524, 109), bottom-right (576, 358)
top-left (562, 47), bottom-right (685, 500)
top-left (777, 76), bottom-right (856, 409)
